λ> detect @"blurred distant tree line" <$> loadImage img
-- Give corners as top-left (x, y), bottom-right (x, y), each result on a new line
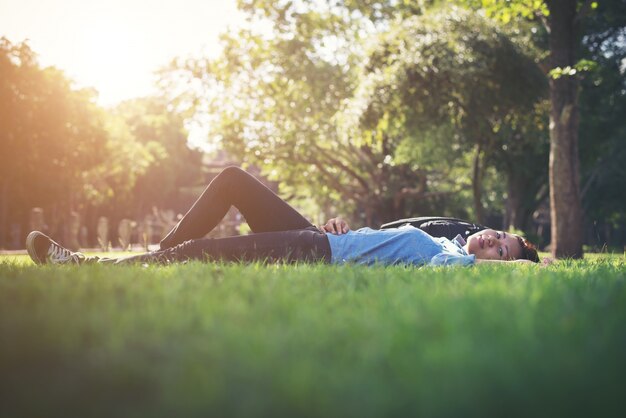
top-left (162, 0), bottom-right (625, 252)
top-left (0, 37), bottom-right (203, 249)
top-left (1, 0), bottom-right (624, 252)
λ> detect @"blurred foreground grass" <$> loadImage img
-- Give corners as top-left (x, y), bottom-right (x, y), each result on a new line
top-left (0, 256), bottom-right (625, 417)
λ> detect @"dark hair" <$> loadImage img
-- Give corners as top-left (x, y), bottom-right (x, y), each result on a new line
top-left (516, 236), bottom-right (540, 263)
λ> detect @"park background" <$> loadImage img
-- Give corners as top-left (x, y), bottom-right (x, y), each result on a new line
top-left (0, 0), bottom-right (624, 256)
top-left (2, 2), bottom-right (626, 417)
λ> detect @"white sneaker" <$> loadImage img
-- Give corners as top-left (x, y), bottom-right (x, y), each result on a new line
top-left (26, 231), bottom-right (85, 265)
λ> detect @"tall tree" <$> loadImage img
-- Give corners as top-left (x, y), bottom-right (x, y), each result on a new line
top-left (0, 37), bottom-right (202, 248)
top-left (0, 37), bottom-right (109, 247)
top-left (547, 0), bottom-right (584, 258)
top-left (161, 1), bottom-right (435, 226)
top-left (577, 0), bottom-right (626, 246)
top-left (464, 0), bottom-right (598, 258)
top-left (345, 8), bottom-right (546, 225)
top-left (162, 1), bottom-right (543, 226)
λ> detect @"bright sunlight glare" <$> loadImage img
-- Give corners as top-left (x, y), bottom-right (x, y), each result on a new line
top-left (0, 0), bottom-right (244, 106)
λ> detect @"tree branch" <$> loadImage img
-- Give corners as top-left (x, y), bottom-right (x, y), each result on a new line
top-left (575, 0), bottom-right (594, 24)
top-left (396, 188), bottom-right (454, 199)
top-left (290, 153), bottom-right (362, 198)
top-left (534, 9), bottom-right (550, 34)
top-left (311, 144), bottom-right (372, 193)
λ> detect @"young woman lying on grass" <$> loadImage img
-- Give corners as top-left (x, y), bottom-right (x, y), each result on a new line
top-left (26, 166), bottom-right (540, 267)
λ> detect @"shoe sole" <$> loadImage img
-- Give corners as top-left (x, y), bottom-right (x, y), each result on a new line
top-left (26, 231), bottom-right (44, 265)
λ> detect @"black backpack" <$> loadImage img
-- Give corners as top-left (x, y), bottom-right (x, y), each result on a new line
top-left (380, 216), bottom-right (487, 240)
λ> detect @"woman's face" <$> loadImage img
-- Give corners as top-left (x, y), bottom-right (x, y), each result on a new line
top-left (464, 229), bottom-right (522, 260)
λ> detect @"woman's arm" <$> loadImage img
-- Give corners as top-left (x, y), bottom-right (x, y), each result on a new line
top-left (475, 258), bottom-right (555, 266)
top-left (475, 259), bottom-right (536, 265)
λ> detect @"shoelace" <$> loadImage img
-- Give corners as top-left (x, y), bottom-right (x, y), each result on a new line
top-left (48, 244), bottom-right (78, 264)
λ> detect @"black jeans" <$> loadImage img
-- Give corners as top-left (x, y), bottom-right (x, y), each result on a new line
top-left (103, 167), bottom-right (331, 264)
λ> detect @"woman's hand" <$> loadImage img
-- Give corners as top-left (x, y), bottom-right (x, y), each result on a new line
top-left (319, 217), bottom-right (350, 235)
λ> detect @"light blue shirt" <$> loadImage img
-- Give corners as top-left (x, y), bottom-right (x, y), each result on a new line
top-left (326, 225), bottom-right (475, 267)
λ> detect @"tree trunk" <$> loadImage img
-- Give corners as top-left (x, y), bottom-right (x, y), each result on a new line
top-left (505, 176), bottom-right (524, 231)
top-left (472, 143), bottom-right (485, 225)
top-left (548, 0), bottom-right (584, 258)
top-left (0, 178), bottom-right (7, 248)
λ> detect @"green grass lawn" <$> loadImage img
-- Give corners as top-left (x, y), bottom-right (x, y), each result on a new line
top-left (1, 255), bottom-right (625, 417)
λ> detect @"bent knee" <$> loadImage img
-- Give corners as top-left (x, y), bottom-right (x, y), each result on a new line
top-left (219, 166), bottom-right (247, 179)
top-left (208, 166), bottom-right (256, 193)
